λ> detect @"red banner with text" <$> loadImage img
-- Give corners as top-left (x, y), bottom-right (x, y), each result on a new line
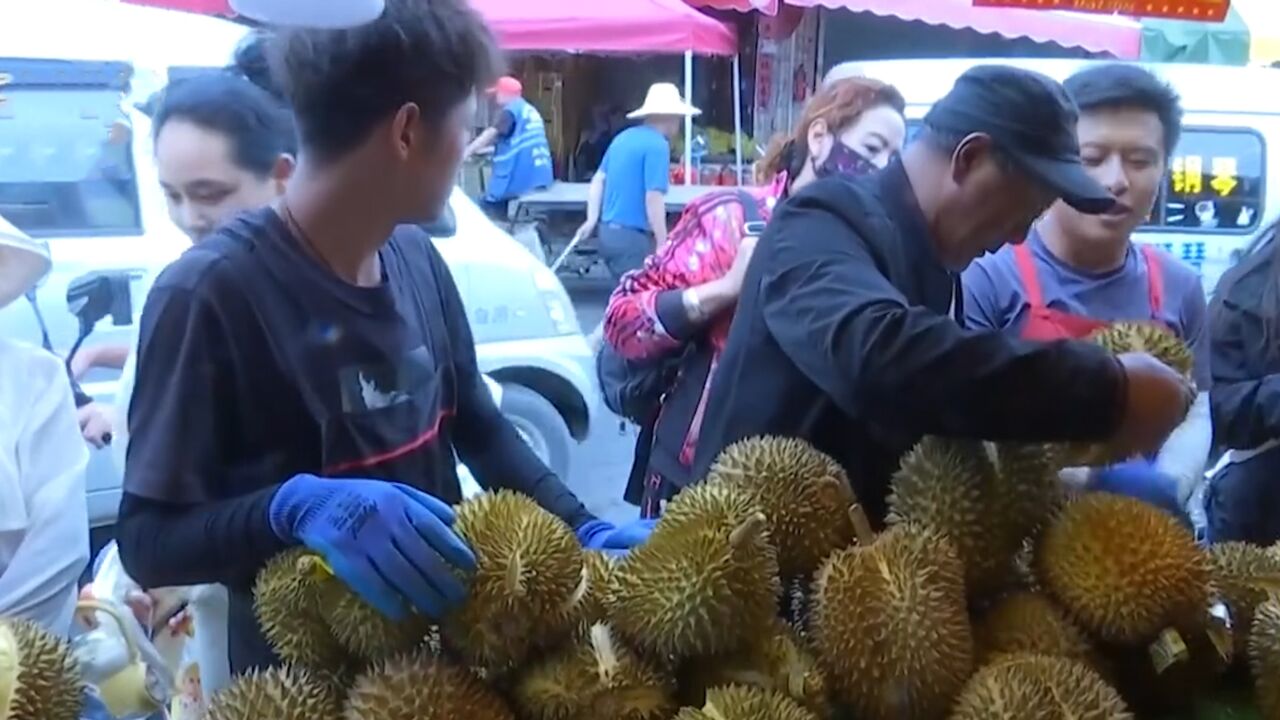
top-left (971, 0), bottom-right (1229, 22)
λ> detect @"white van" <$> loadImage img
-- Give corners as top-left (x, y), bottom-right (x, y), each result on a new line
top-left (854, 58), bottom-right (1280, 294)
top-left (0, 0), bottom-right (598, 536)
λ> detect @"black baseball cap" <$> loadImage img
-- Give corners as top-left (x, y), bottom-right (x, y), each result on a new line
top-left (923, 65), bottom-right (1116, 215)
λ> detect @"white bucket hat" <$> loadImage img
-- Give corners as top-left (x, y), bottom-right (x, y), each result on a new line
top-left (626, 83), bottom-right (702, 120)
top-left (0, 214), bottom-right (49, 311)
top-left (230, 0), bottom-right (385, 28)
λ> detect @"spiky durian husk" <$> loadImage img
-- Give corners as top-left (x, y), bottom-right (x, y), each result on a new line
top-left (253, 549), bottom-right (354, 672)
top-left (513, 623), bottom-right (675, 720)
top-left (444, 490), bottom-right (586, 673)
top-left (315, 576), bottom-right (436, 663)
top-left (577, 551), bottom-right (615, 628)
top-left (704, 436), bottom-right (857, 580)
top-left (1, 618), bottom-right (83, 720)
top-left (206, 665), bottom-right (341, 720)
top-left (949, 654), bottom-right (1132, 720)
top-left (975, 591), bottom-right (1099, 670)
top-left (1035, 494), bottom-right (1211, 646)
top-left (811, 524), bottom-right (973, 720)
top-left (345, 650), bottom-right (514, 719)
top-left (679, 617), bottom-right (831, 718)
top-left (1250, 600), bottom-right (1280, 719)
top-left (887, 437), bottom-right (1032, 599)
top-left (0, 621), bottom-right (17, 720)
top-left (611, 482), bottom-right (780, 661)
top-left (1208, 541), bottom-right (1280, 661)
top-left (672, 685), bottom-right (818, 720)
top-left (1089, 321), bottom-right (1194, 378)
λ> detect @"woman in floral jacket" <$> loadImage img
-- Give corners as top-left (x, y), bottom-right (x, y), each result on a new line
top-left (603, 76), bottom-right (907, 518)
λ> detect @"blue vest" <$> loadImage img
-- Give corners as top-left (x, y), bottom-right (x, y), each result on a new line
top-left (486, 97), bottom-right (554, 202)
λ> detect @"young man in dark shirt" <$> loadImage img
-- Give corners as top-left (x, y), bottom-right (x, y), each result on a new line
top-left (116, 0), bottom-right (651, 674)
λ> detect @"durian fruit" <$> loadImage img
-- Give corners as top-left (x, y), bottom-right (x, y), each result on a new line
top-left (672, 685), bottom-right (817, 720)
top-left (1249, 599), bottom-right (1280, 719)
top-left (1035, 493), bottom-right (1211, 646)
top-left (679, 617), bottom-right (830, 718)
top-left (975, 591), bottom-right (1097, 669)
top-left (513, 622), bottom-right (676, 720)
top-left (205, 665), bottom-right (341, 720)
top-left (253, 549), bottom-right (355, 671)
top-left (1089, 321), bottom-right (1194, 378)
top-left (444, 490), bottom-right (587, 673)
top-left (888, 437), bottom-right (1040, 599)
top-left (1208, 542), bottom-right (1280, 659)
top-left (703, 436), bottom-right (856, 580)
top-left (811, 508), bottom-right (973, 720)
top-left (577, 551), bottom-right (615, 627)
top-left (310, 561), bottom-right (437, 663)
top-left (0, 617), bottom-right (84, 720)
top-left (345, 651), bottom-right (515, 720)
top-left (0, 621), bottom-right (16, 719)
top-left (611, 482), bottom-right (780, 660)
top-left (949, 654), bottom-right (1132, 720)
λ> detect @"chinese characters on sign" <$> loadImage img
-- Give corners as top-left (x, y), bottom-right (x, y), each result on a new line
top-left (1166, 152), bottom-right (1254, 230)
top-left (970, 0), bottom-right (1229, 22)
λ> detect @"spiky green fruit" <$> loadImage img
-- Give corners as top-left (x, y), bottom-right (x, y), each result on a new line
top-left (976, 591), bottom-right (1099, 670)
top-left (444, 490), bottom-right (587, 673)
top-left (206, 665), bottom-right (341, 720)
top-left (672, 685), bottom-right (817, 720)
top-left (0, 618), bottom-right (83, 720)
top-left (705, 436), bottom-right (857, 580)
top-left (514, 623), bottom-right (675, 720)
top-left (345, 651), bottom-right (515, 719)
top-left (1250, 600), bottom-right (1280, 720)
top-left (1208, 542), bottom-right (1280, 660)
top-left (812, 522), bottom-right (973, 720)
top-left (950, 654), bottom-right (1131, 720)
top-left (253, 549), bottom-right (354, 671)
top-left (611, 482), bottom-right (780, 660)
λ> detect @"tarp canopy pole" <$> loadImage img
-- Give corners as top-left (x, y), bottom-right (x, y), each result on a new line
top-left (684, 49), bottom-right (694, 186)
top-left (733, 52), bottom-right (743, 185)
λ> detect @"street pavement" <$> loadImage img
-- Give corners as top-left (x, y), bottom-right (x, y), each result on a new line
top-left (561, 273), bottom-right (644, 525)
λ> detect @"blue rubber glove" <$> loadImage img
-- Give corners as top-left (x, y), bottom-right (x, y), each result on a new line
top-left (575, 518), bottom-right (657, 551)
top-left (268, 474), bottom-right (477, 621)
top-left (1090, 460), bottom-right (1184, 517)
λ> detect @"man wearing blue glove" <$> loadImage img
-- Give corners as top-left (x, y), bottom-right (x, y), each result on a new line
top-left (115, 0), bottom-right (651, 676)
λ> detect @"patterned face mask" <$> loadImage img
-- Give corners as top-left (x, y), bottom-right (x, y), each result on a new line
top-left (813, 140), bottom-right (879, 179)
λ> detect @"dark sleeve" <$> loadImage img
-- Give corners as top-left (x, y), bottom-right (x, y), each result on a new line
top-left (119, 276), bottom-right (288, 587)
top-left (758, 205), bottom-right (1126, 443)
top-left (116, 489), bottom-right (286, 590)
top-left (1209, 299), bottom-right (1280, 449)
top-left (430, 249), bottom-right (594, 529)
top-left (494, 110), bottom-right (516, 139)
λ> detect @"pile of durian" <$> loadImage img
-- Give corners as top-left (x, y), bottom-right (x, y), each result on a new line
top-left (180, 434), bottom-right (1280, 720)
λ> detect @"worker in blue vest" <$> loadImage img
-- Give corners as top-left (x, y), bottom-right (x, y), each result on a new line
top-left (466, 76), bottom-right (555, 222)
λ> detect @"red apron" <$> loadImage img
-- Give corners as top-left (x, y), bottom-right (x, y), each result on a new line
top-left (1013, 242), bottom-right (1165, 341)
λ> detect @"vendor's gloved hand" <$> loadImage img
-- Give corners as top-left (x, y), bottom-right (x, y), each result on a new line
top-left (269, 474), bottom-right (477, 621)
top-left (1089, 460), bottom-right (1184, 516)
top-left (575, 518), bottom-right (657, 551)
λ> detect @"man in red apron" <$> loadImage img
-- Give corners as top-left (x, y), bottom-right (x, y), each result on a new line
top-left (964, 63), bottom-right (1211, 521)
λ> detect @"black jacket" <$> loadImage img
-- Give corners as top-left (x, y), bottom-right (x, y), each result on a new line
top-left (1209, 247), bottom-right (1280, 451)
top-left (690, 159), bottom-right (1126, 524)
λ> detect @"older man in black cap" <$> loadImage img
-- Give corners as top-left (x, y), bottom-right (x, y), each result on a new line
top-left (688, 65), bottom-right (1196, 524)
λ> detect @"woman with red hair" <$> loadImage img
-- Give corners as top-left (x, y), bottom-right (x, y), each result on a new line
top-left (602, 76), bottom-right (907, 518)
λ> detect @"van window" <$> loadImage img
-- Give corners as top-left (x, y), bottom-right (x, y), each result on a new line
top-left (0, 85), bottom-right (143, 238)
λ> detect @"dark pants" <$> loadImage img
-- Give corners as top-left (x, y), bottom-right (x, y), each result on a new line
top-left (598, 223), bottom-right (652, 283)
top-left (481, 197), bottom-right (511, 223)
top-left (1207, 446), bottom-right (1280, 545)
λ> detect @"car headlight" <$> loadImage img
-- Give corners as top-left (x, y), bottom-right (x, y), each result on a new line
top-left (532, 266), bottom-right (580, 336)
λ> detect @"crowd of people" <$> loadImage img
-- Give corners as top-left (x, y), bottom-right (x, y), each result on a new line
top-left (0, 0), bottom-right (1279, 714)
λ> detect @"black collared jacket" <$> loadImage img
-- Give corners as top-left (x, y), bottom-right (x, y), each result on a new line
top-left (690, 159), bottom-right (1126, 524)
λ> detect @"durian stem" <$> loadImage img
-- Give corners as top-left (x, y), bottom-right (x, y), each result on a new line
top-left (848, 504), bottom-right (875, 546)
top-left (589, 623), bottom-right (619, 681)
top-left (505, 552), bottom-right (527, 597)
top-left (729, 513), bottom-right (768, 550)
top-left (563, 560), bottom-right (591, 612)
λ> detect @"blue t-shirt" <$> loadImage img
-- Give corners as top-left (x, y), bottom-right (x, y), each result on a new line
top-left (962, 231), bottom-right (1211, 388)
top-left (600, 125), bottom-right (670, 232)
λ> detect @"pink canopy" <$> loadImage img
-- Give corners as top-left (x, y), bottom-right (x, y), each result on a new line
top-left (124, 0), bottom-right (738, 55)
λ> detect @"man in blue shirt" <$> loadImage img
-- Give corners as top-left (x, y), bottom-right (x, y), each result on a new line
top-left (576, 82), bottom-right (700, 282)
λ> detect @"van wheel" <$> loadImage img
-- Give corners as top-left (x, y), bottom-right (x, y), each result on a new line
top-left (501, 383), bottom-right (573, 479)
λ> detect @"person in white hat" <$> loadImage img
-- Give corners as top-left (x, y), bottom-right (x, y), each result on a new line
top-left (0, 214), bottom-right (91, 637)
top-left (574, 82), bottom-right (700, 283)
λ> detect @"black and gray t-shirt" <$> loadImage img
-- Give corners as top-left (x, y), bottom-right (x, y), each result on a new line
top-left (117, 207), bottom-right (590, 672)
